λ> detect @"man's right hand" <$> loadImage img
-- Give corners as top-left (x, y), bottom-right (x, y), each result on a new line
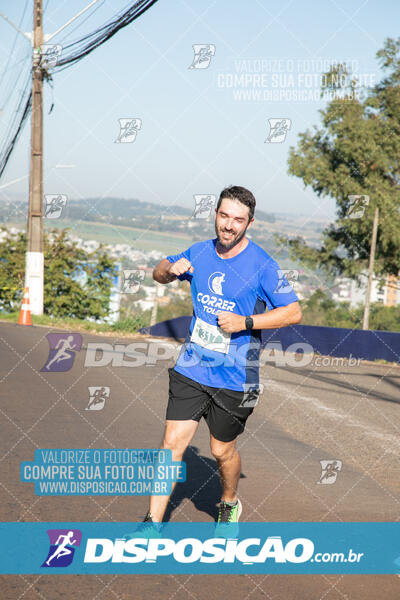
top-left (168, 258), bottom-right (194, 278)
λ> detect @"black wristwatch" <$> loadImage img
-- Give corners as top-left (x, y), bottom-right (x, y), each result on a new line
top-left (245, 316), bottom-right (254, 330)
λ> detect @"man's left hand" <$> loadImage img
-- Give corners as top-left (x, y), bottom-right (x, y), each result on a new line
top-left (217, 311), bottom-right (246, 333)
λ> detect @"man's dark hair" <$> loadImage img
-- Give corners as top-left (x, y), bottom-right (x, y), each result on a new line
top-left (216, 186), bottom-right (256, 221)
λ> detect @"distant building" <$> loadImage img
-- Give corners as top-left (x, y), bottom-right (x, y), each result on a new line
top-left (148, 250), bottom-right (164, 260)
top-left (133, 300), bottom-right (154, 311)
top-left (385, 274), bottom-right (400, 307)
top-left (332, 272), bottom-right (400, 307)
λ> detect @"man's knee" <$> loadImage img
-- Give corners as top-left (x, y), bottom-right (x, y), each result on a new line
top-left (162, 423), bottom-right (192, 457)
top-left (210, 438), bottom-right (237, 462)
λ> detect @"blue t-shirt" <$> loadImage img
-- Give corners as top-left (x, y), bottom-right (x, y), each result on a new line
top-left (166, 238), bottom-right (298, 391)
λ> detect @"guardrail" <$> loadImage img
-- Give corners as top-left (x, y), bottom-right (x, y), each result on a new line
top-left (139, 317), bottom-right (400, 363)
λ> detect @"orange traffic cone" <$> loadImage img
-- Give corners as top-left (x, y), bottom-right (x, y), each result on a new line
top-left (18, 287), bottom-right (32, 326)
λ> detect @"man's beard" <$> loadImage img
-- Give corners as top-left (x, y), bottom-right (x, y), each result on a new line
top-left (215, 222), bottom-right (247, 250)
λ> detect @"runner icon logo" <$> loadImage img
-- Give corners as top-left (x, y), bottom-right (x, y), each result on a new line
top-left (317, 460), bottom-right (342, 484)
top-left (39, 44), bottom-right (62, 68)
top-left (347, 195), bottom-right (369, 219)
top-left (115, 118), bottom-right (142, 143)
top-left (42, 529), bottom-right (82, 568)
top-left (40, 333), bottom-right (82, 372)
top-left (86, 386), bottom-right (110, 411)
top-left (239, 383), bottom-right (264, 408)
top-left (122, 270), bottom-right (145, 294)
top-left (192, 195), bottom-right (216, 219)
top-left (265, 118), bottom-right (291, 143)
top-left (188, 44), bottom-right (216, 69)
top-left (44, 194), bottom-right (67, 219)
top-left (208, 272), bottom-right (225, 296)
top-left (274, 270), bottom-right (299, 294)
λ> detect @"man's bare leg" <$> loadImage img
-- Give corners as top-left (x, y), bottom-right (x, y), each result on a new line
top-left (149, 419), bottom-right (199, 522)
top-left (210, 434), bottom-right (241, 503)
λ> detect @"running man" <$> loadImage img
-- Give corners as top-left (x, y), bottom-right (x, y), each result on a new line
top-left (87, 387), bottom-right (108, 410)
top-left (143, 186), bottom-right (302, 530)
top-left (45, 531), bottom-right (77, 565)
top-left (45, 335), bottom-right (76, 371)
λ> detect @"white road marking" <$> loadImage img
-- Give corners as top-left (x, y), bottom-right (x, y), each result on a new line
top-left (260, 377), bottom-right (400, 457)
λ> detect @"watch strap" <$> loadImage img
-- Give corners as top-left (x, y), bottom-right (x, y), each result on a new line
top-left (245, 316), bottom-right (254, 330)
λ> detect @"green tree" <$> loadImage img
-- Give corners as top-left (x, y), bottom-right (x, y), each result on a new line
top-left (0, 228), bottom-right (26, 308)
top-left (278, 38), bottom-right (400, 285)
top-left (0, 227), bottom-right (117, 319)
top-left (301, 290), bottom-right (400, 332)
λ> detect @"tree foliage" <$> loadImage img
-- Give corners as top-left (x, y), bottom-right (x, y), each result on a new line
top-left (0, 227), bottom-right (117, 319)
top-left (301, 289), bottom-right (400, 332)
top-left (281, 38), bottom-right (400, 282)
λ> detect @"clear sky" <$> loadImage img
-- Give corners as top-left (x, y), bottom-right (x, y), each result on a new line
top-left (0, 0), bottom-right (398, 220)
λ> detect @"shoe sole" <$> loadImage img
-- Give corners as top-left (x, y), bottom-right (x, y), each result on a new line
top-left (236, 498), bottom-right (242, 521)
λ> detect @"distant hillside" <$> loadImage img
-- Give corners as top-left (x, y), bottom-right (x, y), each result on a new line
top-left (0, 196), bottom-right (275, 223)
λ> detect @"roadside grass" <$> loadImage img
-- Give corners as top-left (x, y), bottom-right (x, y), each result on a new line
top-left (0, 311), bottom-right (150, 337)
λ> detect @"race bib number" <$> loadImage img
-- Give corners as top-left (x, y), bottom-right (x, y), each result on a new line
top-left (190, 317), bottom-right (231, 354)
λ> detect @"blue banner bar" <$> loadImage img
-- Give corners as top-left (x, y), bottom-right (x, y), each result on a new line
top-left (0, 522), bottom-right (399, 574)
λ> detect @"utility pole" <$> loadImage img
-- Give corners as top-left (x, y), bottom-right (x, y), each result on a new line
top-left (26, 0), bottom-right (44, 315)
top-left (0, 0), bottom-right (102, 316)
top-left (362, 206), bottom-right (379, 330)
top-left (150, 282), bottom-right (160, 327)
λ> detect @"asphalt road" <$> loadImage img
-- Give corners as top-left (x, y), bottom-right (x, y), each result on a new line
top-left (0, 321), bottom-right (399, 599)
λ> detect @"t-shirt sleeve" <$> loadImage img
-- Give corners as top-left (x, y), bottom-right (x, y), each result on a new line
top-left (257, 258), bottom-right (299, 308)
top-left (165, 247), bottom-right (193, 282)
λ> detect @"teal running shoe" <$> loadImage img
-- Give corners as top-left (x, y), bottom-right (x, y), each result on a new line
top-left (124, 512), bottom-right (162, 540)
top-left (215, 498), bottom-right (242, 538)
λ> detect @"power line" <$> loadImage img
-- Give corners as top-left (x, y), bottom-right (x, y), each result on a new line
top-left (0, 86), bottom-right (31, 180)
top-left (56, 0), bottom-right (106, 45)
top-left (0, 0), bottom-right (30, 90)
top-left (0, 54), bottom-right (31, 114)
top-left (0, 68), bottom-right (30, 153)
top-left (0, 0), bottom-right (159, 181)
top-left (0, 1), bottom-right (31, 177)
top-left (0, 0), bottom-right (31, 115)
top-left (0, 0), bottom-right (161, 315)
top-left (56, 0), bottom-right (159, 70)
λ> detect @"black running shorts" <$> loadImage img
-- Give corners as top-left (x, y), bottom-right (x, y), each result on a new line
top-left (166, 367), bottom-right (256, 442)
